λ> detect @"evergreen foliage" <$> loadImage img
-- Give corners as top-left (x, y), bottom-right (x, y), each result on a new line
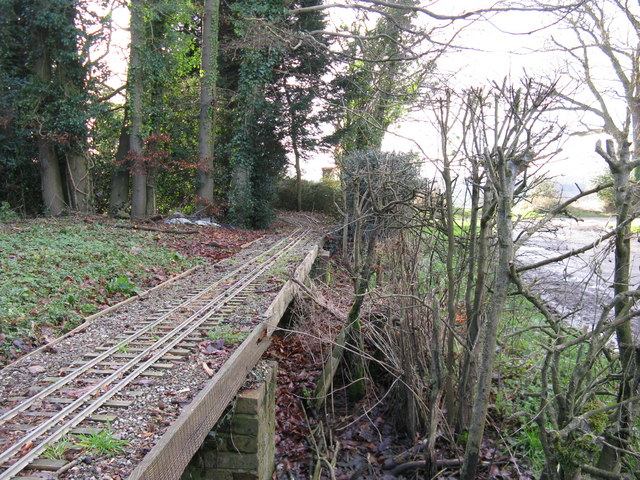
top-left (0, 0), bottom-right (103, 213)
top-left (227, 21), bottom-right (288, 228)
top-left (341, 150), bottom-right (421, 233)
top-left (328, 2), bottom-right (429, 153)
top-left (0, 0), bottom-right (330, 224)
top-left (274, 177), bottom-right (339, 215)
top-left (222, 0), bottom-right (329, 228)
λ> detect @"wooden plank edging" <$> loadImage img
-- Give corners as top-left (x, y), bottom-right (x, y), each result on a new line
top-left (264, 243), bottom-right (319, 334)
top-left (128, 239), bottom-right (321, 480)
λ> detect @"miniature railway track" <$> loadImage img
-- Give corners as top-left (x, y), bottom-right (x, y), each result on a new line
top-left (0, 228), bottom-right (311, 479)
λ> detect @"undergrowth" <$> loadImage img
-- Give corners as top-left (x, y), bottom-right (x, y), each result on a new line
top-left (207, 324), bottom-right (249, 344)
top-left (494, 296), bottom-right (622, 475)
top-left (494, 298), bottom-right (551, 474)
top-left (0, 218), bottom-right (202, 365)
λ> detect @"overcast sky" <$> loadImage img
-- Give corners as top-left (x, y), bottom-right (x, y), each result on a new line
top-left (371, 2), bottom-right (619, 199)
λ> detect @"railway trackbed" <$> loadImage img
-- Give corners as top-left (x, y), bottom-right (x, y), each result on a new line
top-left (0, 227), bottom-right (321, 479)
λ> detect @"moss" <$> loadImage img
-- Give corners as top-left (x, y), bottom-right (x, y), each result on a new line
top-left (582, 399), bottom-right (609, 435)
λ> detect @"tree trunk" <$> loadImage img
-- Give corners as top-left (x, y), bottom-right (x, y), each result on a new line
top-left (457, 160), bottom-right (482, 432)
top-left (596, 139), bottom-right (639, 473)
top-left (632, 96), bottom-right (640, 180)
top-left (345, 228), bottom-right (378, 401)
top-left (229, 162), bottom-right (251, 226)
top-left (285, 88), bottom-right (303, 211)
top-left (442, 143), bottom-right (458, 426)
top-left (129, 0), bottom-right (146, 219)
top-left (293, 138), bottom-right (303, 212)
top-left (39, 138), bottom-right (65, 215)
top-left (462, 153), bottom-right (518, 479)
top-left (34, 32), bottom-right (65, 216)
top-left (67, 150), bottom-right (92, 213)
top-left (196, 0), bottom-right (220, 214)
top-left (109, 113), bottom-right (131, 215)
top-left (145, 166), bottom-right (157, 215)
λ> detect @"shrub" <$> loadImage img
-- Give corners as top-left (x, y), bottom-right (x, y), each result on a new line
top-left (530, 179), bottom-right (561, 211)
top-left (0, 202), bottom-right (19, 223)
top-left (274, 177), bottom-right (339, 215)
top-left (592, 171), bottom-right (615, 212)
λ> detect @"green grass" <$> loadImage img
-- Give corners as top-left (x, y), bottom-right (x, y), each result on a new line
top-left (207, 324), bottom-right (249, 344)
top-left (43, 436), bottom-right (73, 460)
top-left (0, 218), bottom-right (202, 364)
top-left (75, 426), bottom-right (128, 455)
top-left (494, 296), bottom-right (626, 474)
top-left (493, 298), bottom-right (554, 474)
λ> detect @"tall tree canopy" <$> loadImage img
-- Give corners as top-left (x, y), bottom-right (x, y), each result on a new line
top-left (0, 0), bottom-right (103, 214)
top-left (218, 0), bottom-right (330, 228)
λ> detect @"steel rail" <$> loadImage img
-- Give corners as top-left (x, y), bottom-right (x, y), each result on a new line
top-left (0, 230), bottom-right (301, 427)
top-left (0, 229), bottom-right (310, 479)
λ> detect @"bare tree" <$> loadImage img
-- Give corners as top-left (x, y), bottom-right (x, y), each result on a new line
top-left (338, 150), bottom-right (421, 399)
top-left (593, 138), bottom-right (640, 473)
top-left (536, 1), bottom-right (640, 473)
top-left (457, 80), bottom-right (561, 479)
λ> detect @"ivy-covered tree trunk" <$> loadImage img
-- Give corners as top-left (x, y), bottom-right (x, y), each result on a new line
top-left (196, 0), bottom-right (220, 214)
top-left (58, 3), bottom-right (92, 214)
top-left (34, 36), bottom-right (65, 215)
top-left (332, 0), bottom-right (418, 154)
top-left (222, 0), bottom-right (327, 228)
top-left (129, 0), bottom-right (146, 219)
top-left (1, 0), bottom-right (103, 214)
top-left (109, 113), bottom-right (131, 215)
top-left (229, 161), bottom-right (252, 225)
top-left (38, 139), bottom-right (65, 215)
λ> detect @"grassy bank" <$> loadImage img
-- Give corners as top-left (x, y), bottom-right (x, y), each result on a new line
top-left (0, 218), bottom-right (202, 365)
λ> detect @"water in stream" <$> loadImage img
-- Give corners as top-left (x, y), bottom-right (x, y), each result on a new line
top-left (516, 217), bottom-right (640, 341)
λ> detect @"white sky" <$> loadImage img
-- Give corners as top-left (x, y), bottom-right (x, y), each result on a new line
top-left (372, 2), bottom-right (623, 200)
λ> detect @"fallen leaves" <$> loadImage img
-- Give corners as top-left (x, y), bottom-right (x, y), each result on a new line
top-left (164, 387), bottom-right (190, 396)
top-left (18, 440), bottom-right (34, 456)
top-left (63, 384), bottom-right (97, 399)
top-left (201, 362), bottom-right (215, 377)
top-left (198, 339), bottom-right (224, 355)
top-left (159, 226), bottom-right (263, 263)
top-left (265, 334), bottom-right (324, 476)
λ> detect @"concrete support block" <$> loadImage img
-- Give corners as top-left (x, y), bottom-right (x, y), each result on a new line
top-left (311, 249), bottom-right (331, 282)
top-left (181, 362), bottom-right (277, 480)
